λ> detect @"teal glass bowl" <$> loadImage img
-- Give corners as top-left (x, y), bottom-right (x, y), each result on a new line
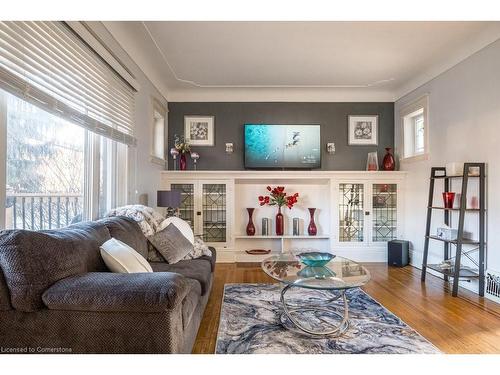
top-left (297, 266), bottom-right (336, 279)
top-left (296, 252), bottom-right (335, 267)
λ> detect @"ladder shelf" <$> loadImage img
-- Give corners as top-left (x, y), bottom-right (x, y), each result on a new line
top-left (421, 163), bottom-right (486, 297)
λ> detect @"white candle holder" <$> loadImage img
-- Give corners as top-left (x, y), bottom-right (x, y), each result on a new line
top-left (170, 148), bottom-right (179, 170)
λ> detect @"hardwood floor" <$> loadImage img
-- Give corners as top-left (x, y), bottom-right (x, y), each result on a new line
top-left (192, 262), bottom-right (500, 354)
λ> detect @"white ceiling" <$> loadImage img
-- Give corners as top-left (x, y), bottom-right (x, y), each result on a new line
top-left (103, 21), bottom-right (500, 102)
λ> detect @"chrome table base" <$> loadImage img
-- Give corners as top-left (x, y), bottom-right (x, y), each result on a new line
top-left (279, 284), bottom-right (350, 337)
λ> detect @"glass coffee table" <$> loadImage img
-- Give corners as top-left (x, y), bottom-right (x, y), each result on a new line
top-left (262, 252), bottom-right (371, 337)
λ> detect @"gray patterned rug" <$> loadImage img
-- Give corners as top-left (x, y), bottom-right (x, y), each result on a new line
top-left (215, 283), bottom-right (440, 354)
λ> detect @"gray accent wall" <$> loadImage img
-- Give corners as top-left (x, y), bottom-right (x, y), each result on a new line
top-left (168, 102), bottom-right (394, 170)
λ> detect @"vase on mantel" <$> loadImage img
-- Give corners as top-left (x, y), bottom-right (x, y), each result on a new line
top-left (308, 208), bottom-right (317, 236)
top-left (275, 207), bottom-right (284, 236)
top-left (180, 153), bottom-right (187, 171)
top-left (246, 208), bottom-right (256, 236)
top-left (382, 147), bottom-right (395, 171)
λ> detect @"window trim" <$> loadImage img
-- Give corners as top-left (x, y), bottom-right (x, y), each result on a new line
top-left (150, 97), bottom-right (167, 167)
top-left (400, 94), bottom-right (429, 163)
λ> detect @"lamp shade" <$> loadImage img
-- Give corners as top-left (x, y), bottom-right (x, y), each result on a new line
top-left (157, 190), bottom-right (181, 208)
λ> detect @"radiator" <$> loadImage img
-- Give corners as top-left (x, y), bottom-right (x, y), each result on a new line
top-left (486, 271), bottom-right (500, 302)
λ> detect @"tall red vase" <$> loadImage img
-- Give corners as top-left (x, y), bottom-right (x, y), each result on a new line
top-left (308, 207), bottom-right (317, 236)
top-left (180, 153), bottom-right (187, 171)
top-left (275, 207), bottom-right (284, 236)
top-left (246, 208), bottom-right (256, 236)
top-left (382, 147), bottom-right (395, 171)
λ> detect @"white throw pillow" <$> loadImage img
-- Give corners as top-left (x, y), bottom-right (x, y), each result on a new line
top-left (159, 217), bottom-right (195, 245)
top-left (100, 238), bottom-right (153, 273)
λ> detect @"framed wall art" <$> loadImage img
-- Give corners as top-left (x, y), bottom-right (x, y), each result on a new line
top-left (348, 115), bottom-right (378, 146)
top-left (184, 115), bottom-right (215, 146)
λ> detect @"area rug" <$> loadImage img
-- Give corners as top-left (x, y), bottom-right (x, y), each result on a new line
top-left (215, 283), bottom-right (440, 354)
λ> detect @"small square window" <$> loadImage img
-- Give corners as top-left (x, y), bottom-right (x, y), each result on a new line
top-left (151, 98), bottom-right (167, 166)
top-left (401, 95), bottom-right (429, 160)
top-left (153, 110), bottom-right (165, 159)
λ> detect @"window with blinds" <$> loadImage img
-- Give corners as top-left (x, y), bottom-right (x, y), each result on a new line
top-left (0, 21), bottom-right (136, 146)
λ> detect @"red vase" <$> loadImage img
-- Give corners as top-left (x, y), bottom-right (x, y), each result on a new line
top-left (308, 208), bottom-right (317, 236)
top-left (442, 192), bottom-right (455, 209)
top-left (246, 208), bottom-right (256, 236)
top-left (275, 207), bottom-right (284, 236)
top-left (382, 147), bottom-right (395, 171)
top-left (180, 153), bottom-right (187, 171)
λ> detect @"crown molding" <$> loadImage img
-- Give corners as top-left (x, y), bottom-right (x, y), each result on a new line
top-left (166, 87), bottom-right (395, 102)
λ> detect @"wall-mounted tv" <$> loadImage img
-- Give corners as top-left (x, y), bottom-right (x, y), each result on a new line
top-left (244, 124), bottom-right (321, 169)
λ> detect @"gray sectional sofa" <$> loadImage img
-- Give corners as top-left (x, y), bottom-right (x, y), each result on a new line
top-left (0, 216), bottom-right (215, 354)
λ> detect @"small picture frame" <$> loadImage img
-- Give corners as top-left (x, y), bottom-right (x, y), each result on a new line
top-left (184, 115), bottom-right (215, 146)
top-left (348, 115), bottom-right (378, 146)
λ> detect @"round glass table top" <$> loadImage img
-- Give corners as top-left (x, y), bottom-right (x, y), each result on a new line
top-left (261, 252), bottom-right (371, 290)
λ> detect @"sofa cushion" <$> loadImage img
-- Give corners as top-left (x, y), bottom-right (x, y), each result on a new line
top-left (148, 224), bottom-right (194, 264)
top-left (150, 258), bottom-right (212, 295)
top-left (160, 217), bottom-right (195, 244)
top-left (42, 272), bottom-right (200, 313)
top-left (98, 216), bottom-right (149, 259)
top-left (0, 221), bottom-right (110, 312)
top-left (100, 238), bottom-right (153, 273)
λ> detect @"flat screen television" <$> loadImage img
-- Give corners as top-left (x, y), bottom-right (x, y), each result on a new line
top-left (244, 124), bottom-right (321, 169)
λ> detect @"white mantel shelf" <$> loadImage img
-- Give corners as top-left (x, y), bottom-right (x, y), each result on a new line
top-left (161, 170), bottom-right (407, 181)
top-left (234, 235), bottom-right (331, 239)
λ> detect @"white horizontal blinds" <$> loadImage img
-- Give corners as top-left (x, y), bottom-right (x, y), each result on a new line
top-left (0, 21), bottom-right (136, 146)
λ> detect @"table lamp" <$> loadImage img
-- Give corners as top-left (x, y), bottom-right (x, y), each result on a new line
top-left (157, 190), bottom-right (182, 217)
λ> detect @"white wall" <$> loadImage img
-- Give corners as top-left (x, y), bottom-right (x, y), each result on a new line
top-left (87, 22), bottom-right (168, 207)
top-left (395, 39), bottom-right (500, 293)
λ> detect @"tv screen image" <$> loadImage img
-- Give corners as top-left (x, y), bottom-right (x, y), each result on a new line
top-left (244, 124), bottom-right (321, 169)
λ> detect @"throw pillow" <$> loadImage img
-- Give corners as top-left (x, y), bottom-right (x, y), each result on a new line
top-left (159, 216), bottom-right (194, 245)
top-left (100, 238), bottom-right (153, 273)
top-left (147, 241), bottom-right (165, 262)
top-left (148, 223), bottom-right (194, 264)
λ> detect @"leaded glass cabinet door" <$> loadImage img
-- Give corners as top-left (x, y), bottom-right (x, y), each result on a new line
top-left (372, 184), bottom-right (397, 242)
top-left (201, 183), bottom-right (227, 243)
top-left (338, 183), bottom-right (364, 242)
top-left (170, 183), bottom-right (195, 231)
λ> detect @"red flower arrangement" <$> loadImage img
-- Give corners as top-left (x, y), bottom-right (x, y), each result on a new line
top-left (258, 186), bottom-right (299, 209)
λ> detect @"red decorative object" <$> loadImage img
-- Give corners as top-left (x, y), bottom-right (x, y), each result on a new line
top-left (307, 208), bottom-right (317, 236)
top-left (258, 185), bottom-right (299, 236)
top-left (179, 153), bottom-right (187, 171)
top-left (276, 207), bottom-right (284, 236)
top-left (442, 192), bottom-right (456, 209)
top-left (382, 147), bottom-right (395, 171)
top-left (246, 208), bottom-right (256, 236)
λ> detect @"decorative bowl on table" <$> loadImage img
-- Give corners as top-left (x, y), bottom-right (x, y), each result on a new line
top-left (296, 251), bottom-right (335, 267)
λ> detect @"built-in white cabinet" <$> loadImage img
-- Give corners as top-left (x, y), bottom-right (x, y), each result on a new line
top-left (335, 182), bottom-right (399, 246)
top-left (161, 171), bottom-right (405, 263)
top-left (167, 179), bottom-right (232, 248)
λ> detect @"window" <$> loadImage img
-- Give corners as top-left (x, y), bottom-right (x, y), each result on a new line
top-left (0, 90), bottom-right (127, 229)
top-left (0, 21), bottom-right (135, 229)
top-left (401, 95), bottom-right (429, 160)
top-left (151, 98), bottom-right (167, 166)
top-left (98, 137), bottom-right (128, 218)
top-left (4, 93), bottom-right (85, 229)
